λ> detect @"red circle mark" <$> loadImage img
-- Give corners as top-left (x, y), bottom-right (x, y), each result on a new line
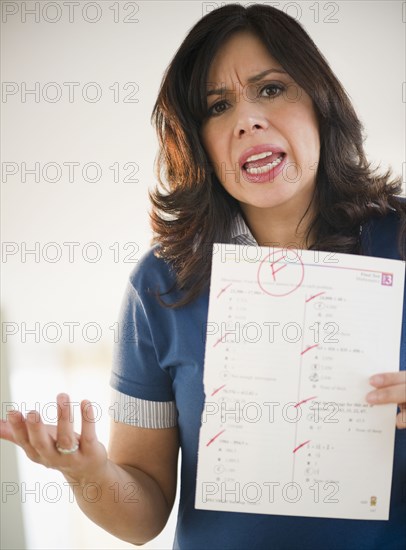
top-left (257, 249), bottom-right (304, 297)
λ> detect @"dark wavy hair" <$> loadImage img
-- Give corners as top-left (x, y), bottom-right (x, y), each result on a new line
top-left (149, 3), bottom-right (405, 308)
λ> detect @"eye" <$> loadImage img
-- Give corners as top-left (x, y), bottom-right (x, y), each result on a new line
top-left (207, 99), bottom-right (229, 117)
top-left (260, 83), bottom-right (285, 98)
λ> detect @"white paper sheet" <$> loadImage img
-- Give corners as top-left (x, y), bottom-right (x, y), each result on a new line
top-left (195, 244), bottom-right (405, 520)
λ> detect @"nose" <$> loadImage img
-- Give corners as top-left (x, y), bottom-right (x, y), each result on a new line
top-left (233, 99), bottom-right (270, 138)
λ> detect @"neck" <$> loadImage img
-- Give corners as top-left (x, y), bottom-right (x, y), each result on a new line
top-left (240, 200), bottom-right (316, 250)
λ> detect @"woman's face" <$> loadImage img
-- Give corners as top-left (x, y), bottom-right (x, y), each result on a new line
top-left (200, 31), bottom-right (320, 215)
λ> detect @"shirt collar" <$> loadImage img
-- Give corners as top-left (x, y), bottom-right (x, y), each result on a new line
top-left (229, 213), bottom-right (258, 245)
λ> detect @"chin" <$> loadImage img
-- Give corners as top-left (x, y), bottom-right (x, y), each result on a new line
top-left (240, 194), bottom-right (293, 210)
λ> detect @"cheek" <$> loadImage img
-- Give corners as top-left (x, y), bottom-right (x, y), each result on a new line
top-left (296, 105), bottom-right (319, 144)
top-left (286, 112), bottom-right (320, 157)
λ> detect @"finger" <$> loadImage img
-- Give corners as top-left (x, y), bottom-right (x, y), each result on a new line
top-left (25, 410), bottom-right (59, 462)
top-left (56, 393), bottom-right (78, 452)
top-left (396, 405), bottom-right (406, 429)
top-left (1, 419), bottom-right (17, 443)
top-left (366, 384), bottom-right (406, 406)
top-left (7, 411), bottom-right (30, 445)
top-left (80, 400), bottom-right (97, 449)
top-left (369, 372), bottom-right (406, 388)
top-left (7, 411), bottom-right (41, 462)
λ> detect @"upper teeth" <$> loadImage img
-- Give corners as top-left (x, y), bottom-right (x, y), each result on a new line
top-left (245, 151), bottom-right (275, 163)
top-left (245, 155), bottom-right (284, 174)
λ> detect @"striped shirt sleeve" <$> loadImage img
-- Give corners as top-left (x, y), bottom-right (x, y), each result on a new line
top-left (109, 388), bottom-right (178, 428)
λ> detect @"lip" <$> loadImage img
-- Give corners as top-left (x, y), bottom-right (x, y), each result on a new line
top-left (238, 143), bottom-right (287, 184)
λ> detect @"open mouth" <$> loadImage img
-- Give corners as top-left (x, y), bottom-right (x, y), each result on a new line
top-left (242, 151), bottom-right (286, 175)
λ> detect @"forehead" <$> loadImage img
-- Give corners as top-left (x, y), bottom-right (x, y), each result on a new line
top-left (206, 31), bottom-right (282, 83)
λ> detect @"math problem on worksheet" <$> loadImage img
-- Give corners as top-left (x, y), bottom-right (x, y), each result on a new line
top-left (195, 245), bottom-right (405, 520)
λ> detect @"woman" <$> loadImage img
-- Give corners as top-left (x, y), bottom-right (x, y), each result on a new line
top-left (2, 4), bottom-right (405, 549)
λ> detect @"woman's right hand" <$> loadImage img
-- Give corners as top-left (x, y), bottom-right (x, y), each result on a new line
top-left (0, 393), bottom-right (108, 485)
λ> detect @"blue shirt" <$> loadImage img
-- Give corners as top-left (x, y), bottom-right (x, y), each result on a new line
top-left (110, 209), bottom-right (406, 550)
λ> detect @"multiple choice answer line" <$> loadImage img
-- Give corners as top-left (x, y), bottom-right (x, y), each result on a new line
top-left (217, 283), bottom-right (232, 299)
top-left (206, 429), bottom-right (226, 447)
top-left (293, 440), bottom-right (311, 454)
top-left (305, 291), bottom-right (326, 303)
top-left (211, 384), bottom-right (226, 396)
top-left (213, 333), bottom-right (233, 348)
top-left (301, 344), bottom-right (319, 356)
top-left (294, 396), bottom-right (317, 408)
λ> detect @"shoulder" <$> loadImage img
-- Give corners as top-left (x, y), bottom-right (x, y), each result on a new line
top-left (129, 245), bottom-right (176, 293)
top-left (126, 245), bottom-right (179, 306)
top-left (360, 198), bottom-right (405, 259)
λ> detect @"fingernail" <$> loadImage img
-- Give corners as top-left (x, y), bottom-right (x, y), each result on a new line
top-left (369, 375), bottom-right (383, 385)
top-left (27, 411), bottom-right (38, 422)
top-left (366, 392), bottom-right (378, 403)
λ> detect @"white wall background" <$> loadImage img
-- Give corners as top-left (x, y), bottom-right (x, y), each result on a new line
top-left (1, 1), bottom-right (405, 549)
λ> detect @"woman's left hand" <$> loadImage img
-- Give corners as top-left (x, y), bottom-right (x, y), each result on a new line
top-left (366, 372), bottom-right (406, 429)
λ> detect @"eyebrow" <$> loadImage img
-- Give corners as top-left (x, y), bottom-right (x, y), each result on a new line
top-left (206, 68), bottom-right (287, 97)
